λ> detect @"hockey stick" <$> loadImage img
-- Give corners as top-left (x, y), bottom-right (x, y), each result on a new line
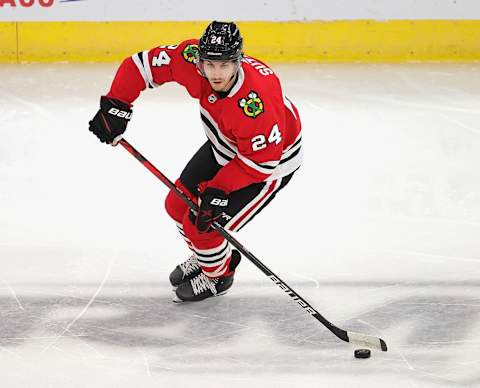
top-left (118, 138), bottom-right (388, 352)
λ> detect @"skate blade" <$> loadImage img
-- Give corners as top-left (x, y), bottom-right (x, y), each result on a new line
top-left (172, 294), bottom-right (184, 303)
top-left (171, 290), bottom-right (229, 304)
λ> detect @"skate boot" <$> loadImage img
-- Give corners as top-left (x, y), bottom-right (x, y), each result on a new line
top-left (173, 250), bottom-right (241, 303)
top-left (169, 255), bottom-right (202, 288)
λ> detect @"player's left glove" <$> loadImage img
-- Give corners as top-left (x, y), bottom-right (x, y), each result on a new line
top-left (195, 187), bottom-right (229, 233)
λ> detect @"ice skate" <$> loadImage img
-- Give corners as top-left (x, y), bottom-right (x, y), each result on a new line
top-left (173, 250), bottom-right (241, 303)
top-left (169, 255), bottom-right (202, 288)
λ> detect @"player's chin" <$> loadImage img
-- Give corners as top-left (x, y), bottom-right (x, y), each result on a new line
top-left (210, 81), bottom-right (226, 91)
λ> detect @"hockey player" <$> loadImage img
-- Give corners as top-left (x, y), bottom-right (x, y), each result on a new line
top-left (88, 21), bottom-right (302, 302)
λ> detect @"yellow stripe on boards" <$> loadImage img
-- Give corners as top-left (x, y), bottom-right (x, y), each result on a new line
top-left (2, 20), bottom-right (480, 63)
top-left (16, 22), bottom-right (207, 63)
top-left (238, 20), bottom-right (480, 62)
top-left (0, 23), bottom-right (17, 63)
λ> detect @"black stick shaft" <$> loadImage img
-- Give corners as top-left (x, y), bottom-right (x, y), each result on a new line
top-left (118, 138), bottom-right (375, 347)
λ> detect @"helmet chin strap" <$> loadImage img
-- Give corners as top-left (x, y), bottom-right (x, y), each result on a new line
top-left (220, 72), bottom-right (238, 94)
top-left (227, 70), bottom-right (237, 83)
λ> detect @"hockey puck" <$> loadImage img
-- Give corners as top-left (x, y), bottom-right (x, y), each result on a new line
top-left (354, 349), bottom-right (371, 359)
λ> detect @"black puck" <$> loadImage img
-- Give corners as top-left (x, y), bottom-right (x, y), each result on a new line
top-left (354, 349), bottom-right (371, 359)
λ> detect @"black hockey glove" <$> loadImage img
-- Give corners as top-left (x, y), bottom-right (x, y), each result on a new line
top-left (195, 187), bottom-right (229, 233)
top-left (88, 96), bottom-right (132, 145)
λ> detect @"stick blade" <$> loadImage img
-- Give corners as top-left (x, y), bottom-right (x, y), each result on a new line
top-left (347, 331), bottom-right (388, 351)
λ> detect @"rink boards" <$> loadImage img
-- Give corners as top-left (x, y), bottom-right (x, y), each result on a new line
top-left (1, 20), bottom-right (480, 63)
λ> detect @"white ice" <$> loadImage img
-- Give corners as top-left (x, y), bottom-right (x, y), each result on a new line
top-left (1, 62), bottom-right (480, 388)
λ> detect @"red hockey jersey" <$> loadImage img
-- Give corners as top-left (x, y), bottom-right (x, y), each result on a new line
top-left (107, 39), bottom-right (302, 193)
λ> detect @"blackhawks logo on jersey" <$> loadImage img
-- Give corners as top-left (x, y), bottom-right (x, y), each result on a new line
top-left (238, 91), bottom-right (264, 119)
top-left (183, 44), bottom-right (199, 64)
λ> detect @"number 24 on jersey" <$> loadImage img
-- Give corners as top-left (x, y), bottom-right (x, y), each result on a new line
top-left (251, 125), bottom-right (282, 151)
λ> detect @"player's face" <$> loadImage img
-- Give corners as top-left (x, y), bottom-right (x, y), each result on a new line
top-left (202, 60), bottom-right (238, 92)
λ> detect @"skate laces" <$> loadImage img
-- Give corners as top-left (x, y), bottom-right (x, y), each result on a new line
top-left (191, 273), bottom-right (218, 296)
top-left (179, 256), bottom-right (200, 278)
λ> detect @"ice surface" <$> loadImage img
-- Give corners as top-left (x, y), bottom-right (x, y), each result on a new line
top-left (1, 63), bottom-right (480, 387)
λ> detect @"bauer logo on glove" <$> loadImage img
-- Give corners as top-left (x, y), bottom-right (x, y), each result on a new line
top-left (107, 107), bottom-right (133, 119)
top-left (210, 198), bottom-right (228, 206)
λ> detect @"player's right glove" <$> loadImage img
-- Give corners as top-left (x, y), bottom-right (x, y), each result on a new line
top-left (195, 187), bottom-right (229, 233)
top-left (88, 96), bottom-right (133, 145)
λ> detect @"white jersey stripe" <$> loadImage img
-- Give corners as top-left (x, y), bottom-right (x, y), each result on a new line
top-left (142, 50), bottom-right (157, 88)
top-left (237, 153), bottom-right (276, 176)
top-left (258, 160), bottom-right (280, 168)
top-left (267, 146), bottom-right (302, 181)
top-left (202, 121), bottom-right (236, 161)
top-left (131, 54), bottom-right (149, 89)
top-left (200, 107), bottom-right (238, 154)
top-left (280, 144), bottom-right (301, 164)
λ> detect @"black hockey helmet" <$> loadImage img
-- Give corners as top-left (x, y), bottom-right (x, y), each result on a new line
top-left (198, 21), bottom-right (243, 62)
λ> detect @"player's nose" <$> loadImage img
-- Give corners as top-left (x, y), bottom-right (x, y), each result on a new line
top-left (212, 68), bottom-right (223, 79)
